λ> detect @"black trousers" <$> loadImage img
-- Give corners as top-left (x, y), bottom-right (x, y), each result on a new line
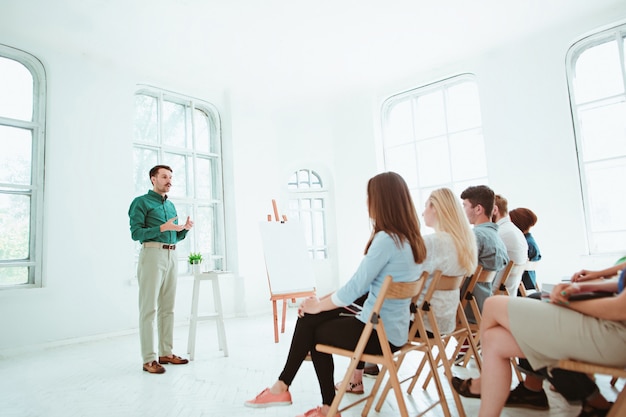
top-left (278, 307), bottom-right (399, 406)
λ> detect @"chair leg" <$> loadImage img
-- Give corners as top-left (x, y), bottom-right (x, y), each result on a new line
top-left (606, 387), bottom-right (626, 417)
top-left (327, 357), bottom-right (363, 417)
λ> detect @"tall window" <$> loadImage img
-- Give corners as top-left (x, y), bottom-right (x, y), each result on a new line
top-left (381, 74), bottom-right (488, 213)
top-left (133, 86), bottom-right (225, 272)
top-left (567, 24), bottom-right (626, 254)
top-left (287, 169), bottom-right (328, 259)
top-left (0, 45), bottom-right (46, 288)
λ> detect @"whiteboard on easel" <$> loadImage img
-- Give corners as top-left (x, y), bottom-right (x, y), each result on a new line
top-left (259, 221), bottom-right (316, 295)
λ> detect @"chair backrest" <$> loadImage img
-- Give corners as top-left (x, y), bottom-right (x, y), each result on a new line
top-left (412, 271), bottom-right (465, 336)
top-left (494, 260), bottom-right (526, 296)
top-left (358, 271), bottom-right (429, 356)
top-left (460, 264), bottom-right (496, 309)
top-left (519, 260), bottom-right (540, 296)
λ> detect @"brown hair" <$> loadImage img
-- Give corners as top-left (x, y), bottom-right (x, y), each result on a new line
top-left (494, 194), bottom-right (508, 216)
top-left (460, 185), bottom-right (495, 217)
top-left (364, 172), bottom-right (426, 264)
top-left (509, 208), bottom-right (538, 234)
top-left (149, 165), bottom-right (173, 183)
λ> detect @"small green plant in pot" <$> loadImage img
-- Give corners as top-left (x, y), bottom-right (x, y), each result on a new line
top-left (188, 252), bottom-right (203, 265)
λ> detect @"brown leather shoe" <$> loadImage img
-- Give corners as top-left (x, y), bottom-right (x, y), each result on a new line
top-left (143, 360), bottom-right (166, 374)
top-left (158, 354), bottom-right (189, 365)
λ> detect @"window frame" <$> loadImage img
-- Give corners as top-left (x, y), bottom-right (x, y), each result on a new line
top-left (133, 85), bottom-right (226, 273)
top-left (380, 73), bottom-right (488, 212)
top-left (287, 169), bottom-right (329, 260)
top-left (566, 24), bottom-right (626, 255)
top-left (0, 44), bottom-right (46, 289)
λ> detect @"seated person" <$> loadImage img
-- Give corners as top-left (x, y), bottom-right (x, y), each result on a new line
top-left (509, 207), bottom-right (542, 290)
top-left (459, 185), bottom-right (509, 322)
top-left (451, 262), bottom-right (626, 417)
top-left (343, 187), bottom-right (479, 388)
top-left (244, 172), bottom-right (428, 417)
top-left (491, 195), bottom-right (528, 295)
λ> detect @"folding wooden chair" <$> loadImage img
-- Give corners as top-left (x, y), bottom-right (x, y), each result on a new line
top-left (315, 272), bottom-right (428, 417)
top-left (453, 264), bottom-right (496, 369)
top-left (558, 359), bottom-right (626, 417)
top-left (376, 270), bottom-right (471, 417)
top-left (518, 260), bottom-right (540, 297)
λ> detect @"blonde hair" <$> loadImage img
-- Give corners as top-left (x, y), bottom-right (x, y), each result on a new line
top-left (427, 188), bottom-right (477, 275)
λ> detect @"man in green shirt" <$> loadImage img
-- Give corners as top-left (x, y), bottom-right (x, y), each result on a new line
top-left (129, 165), bottom-right (194, 374)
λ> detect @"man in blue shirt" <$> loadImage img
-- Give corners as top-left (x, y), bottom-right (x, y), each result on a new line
top-left (129, 165), bottom-right (194, 374)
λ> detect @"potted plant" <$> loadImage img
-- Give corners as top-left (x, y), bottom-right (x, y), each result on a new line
top-left (188, 252), bottom-right (203, 273)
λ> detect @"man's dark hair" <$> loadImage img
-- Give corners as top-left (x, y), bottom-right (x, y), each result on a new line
top-left (149, 165), bottom-right (173, 180)
top-left (460, 185), bottom-right (495, 217)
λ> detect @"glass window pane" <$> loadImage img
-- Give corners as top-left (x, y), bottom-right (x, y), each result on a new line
top-left (384, 143), bottom-right (418, 189)
top-left (0, 126), bottom-right (32, 185)
top-left (312, 198), bottom-right (324, 209)
top-left (416, 137), bottom-right (450, 187)
top-left (133, 147), bottom-right (158, 195)
top-left (165, 153), bottom-right (189, 198)
top-left (573, 40), bottom-right (623, 103)
top-left (310, 171), bottom-right (322, 188)
top-left (593, 230), bottom-right (626, 253)
top-left (585, 159), bottom-right (626, 232)
top-left (313, 211), bottom-right (325, 245)
top-left (196, 157), bottom-right (213, 199)
top-left (196, 205), bottom-right (215, 255)
top-left (134, 95), bottom-right (158, 143)
top-left (162, 101), bottom-right (187, 148)
top-left (300, 211), bottom-right (313, 246)
top-left (0, 193), bottom-right (30, 260)
top-left (578, 102), bottom-right (626, 162)
top-left (449, 130), bottom-right (488, 181)
top-left (194, 109), bottom-right (210, 153)
top-left (384, 98), bottom-right (413, 146)
top-left (447, 81), bottom-right (482, 132)
top-left (0, 267), bottom-right (29, 286)
top-left (414, 91), bottom-right (445, 139)
top-left (0, 57), bottom-right (33, 121)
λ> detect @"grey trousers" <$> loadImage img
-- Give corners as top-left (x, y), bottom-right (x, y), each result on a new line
top-left (137, 246), bottom-right (178, 363)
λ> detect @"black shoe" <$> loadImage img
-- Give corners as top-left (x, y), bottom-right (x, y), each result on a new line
top-left (363, 363), bottom-right (379, 377)
top-left (505, 382), bottom-right (549, 410)
top-left (578, 402), bottom-right (613, 417)
top-left (451, 377), bottom-right (481, 399)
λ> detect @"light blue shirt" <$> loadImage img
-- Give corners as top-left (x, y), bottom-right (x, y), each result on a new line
top-left (332, 231), bottom-right (422, 347)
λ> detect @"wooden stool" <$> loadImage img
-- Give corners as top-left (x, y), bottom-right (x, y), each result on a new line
top-left (187, 270), bottom-right (232, 359)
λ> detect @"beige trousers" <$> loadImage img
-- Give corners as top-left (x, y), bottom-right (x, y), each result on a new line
top-left (137, 246), bottom-right (178, 364)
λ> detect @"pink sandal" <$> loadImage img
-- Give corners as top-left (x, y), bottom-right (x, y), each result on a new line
top-left (334, 380), bottom-right (364, 394)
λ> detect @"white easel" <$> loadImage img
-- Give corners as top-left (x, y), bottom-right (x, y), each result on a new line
top-left (260, 199), bottom-right (316, 343)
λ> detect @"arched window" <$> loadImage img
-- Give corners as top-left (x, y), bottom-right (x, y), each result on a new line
top-left (287, 169), bottom-right (328, 259)
top-left (567, 23), bottom-right (626, 254)
top-left (0, 45), bottom-right (46, 288)
top-left (381, 74), bottom-right (488, 212)
top-left (133, 86), bottom-right (225, 272)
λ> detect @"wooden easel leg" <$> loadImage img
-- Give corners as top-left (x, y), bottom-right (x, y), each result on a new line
top-left (273, 300), bottom-right (279, 343)
top-left (281, 299), bottom-right (288, 334)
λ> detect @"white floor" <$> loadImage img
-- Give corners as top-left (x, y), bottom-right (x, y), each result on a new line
top-left (0, 312), bottom-right (621, 417)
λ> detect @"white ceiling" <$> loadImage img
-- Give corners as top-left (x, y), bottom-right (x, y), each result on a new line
top-left (3, 0), bottom-right (626, 99)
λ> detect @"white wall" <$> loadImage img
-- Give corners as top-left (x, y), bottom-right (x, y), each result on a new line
top-left (1, 8), bottom-right (626, 353)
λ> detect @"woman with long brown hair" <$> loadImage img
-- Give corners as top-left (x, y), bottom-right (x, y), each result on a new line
top-left (244, 172), bottom-right (426, 417)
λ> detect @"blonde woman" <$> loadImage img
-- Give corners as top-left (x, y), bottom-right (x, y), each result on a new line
top-left (417, 187), bottom-right (478, 334)
top-left (338, 187), bottom-right (477, 393)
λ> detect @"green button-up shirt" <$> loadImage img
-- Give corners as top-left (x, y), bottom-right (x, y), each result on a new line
top-left (128, 189), bottom-right (188, 244)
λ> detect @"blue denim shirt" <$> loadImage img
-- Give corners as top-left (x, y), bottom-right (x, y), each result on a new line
top-left (332, 231), bottom-right (422, 347)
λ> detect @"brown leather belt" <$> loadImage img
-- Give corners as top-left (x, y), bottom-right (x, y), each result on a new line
top-left (143, 242), bottom-right (176, 250)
